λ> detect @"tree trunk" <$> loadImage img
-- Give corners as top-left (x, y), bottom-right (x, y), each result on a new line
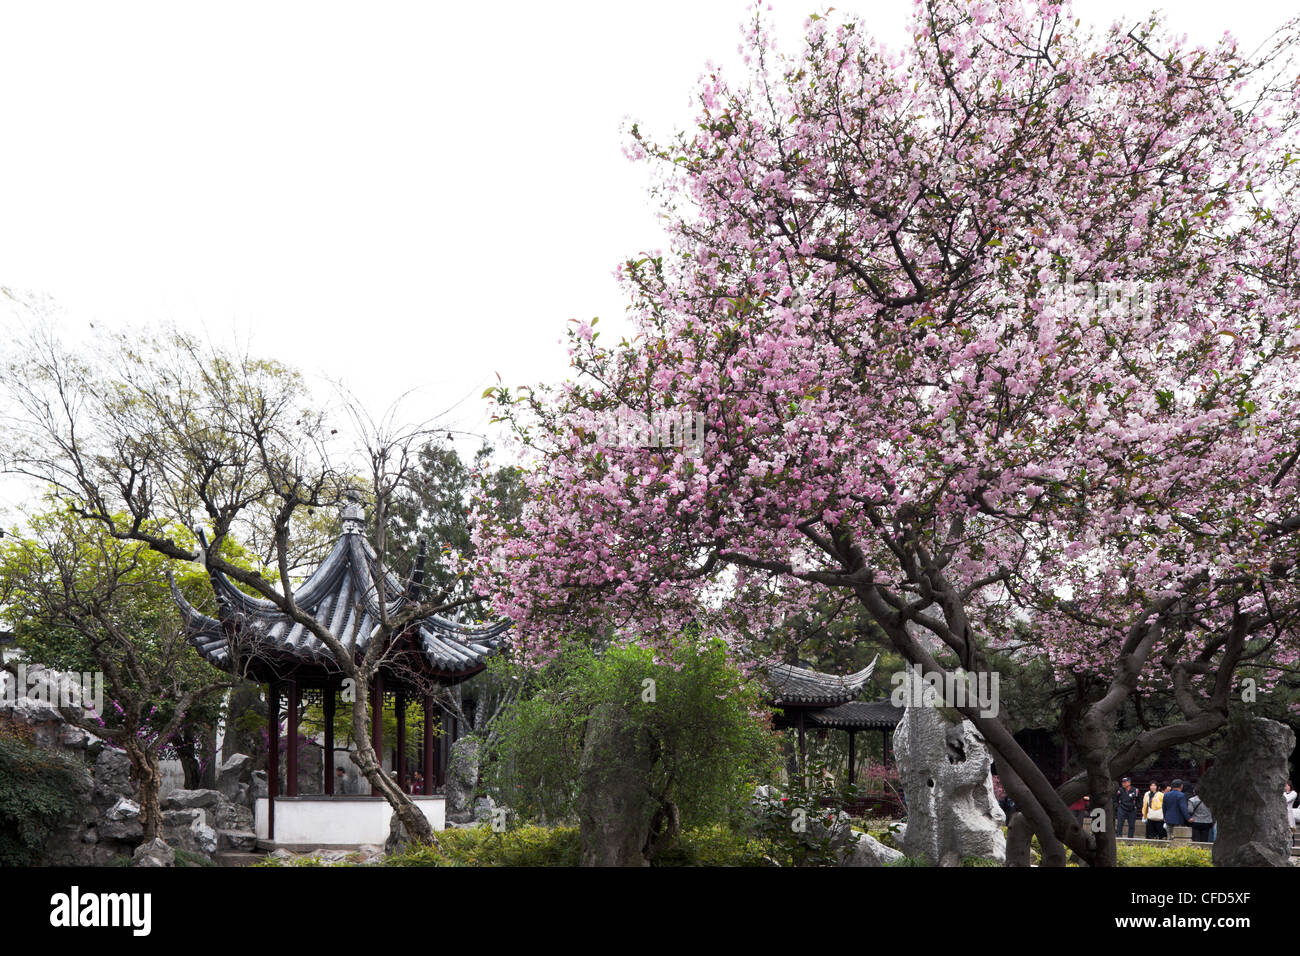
top-left (351, 682), bottom-right (436, 845)
top-left (200, 721), bottom-right (219, 788)
top-left (125, 739), bottom-right (164, 843)
top-left (1006, 811), bottom-right (1033, 867)
top-left (177, 730), bottom-right (202, 789)
top-left (1083, 770), bottom-right (1118, 867)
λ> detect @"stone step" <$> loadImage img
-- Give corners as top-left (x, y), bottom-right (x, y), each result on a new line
top-left (217, 828), bottom-right (258, 852)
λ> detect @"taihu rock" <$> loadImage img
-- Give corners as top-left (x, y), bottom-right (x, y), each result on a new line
top-left (575, 703), bottom-right (656, 866)
top-left (446, 736), bottom-right (482, 818)
top-left (216, 753), bottom-right (254, 802)
top-left (892, 670), bottom-right (1006, 865)
top-left (1199, 717), bottom-right (1295, 867)
top-left (161, 788), bottom-right (222, 810)
top-left (132, 838), bottom-right (175, 868)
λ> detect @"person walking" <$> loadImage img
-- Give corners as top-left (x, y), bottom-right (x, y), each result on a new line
top-left (1163, 779), bottom-right (1190, 832)
top-left (1142, 781), bottom-right (1165, 839)
top-left (1114, 777), bottom-right (1138, 839)
top-left (1186, 787), bottom-right (1214, 843)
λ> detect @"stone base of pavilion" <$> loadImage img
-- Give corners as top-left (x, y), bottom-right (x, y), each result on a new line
top-left (255, 795), bottom-right (446, 848)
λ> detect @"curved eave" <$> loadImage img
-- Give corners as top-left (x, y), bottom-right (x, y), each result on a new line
top-left (170, 576), bottom-right (236, 672)
top-left (766, 654), bottom-right (879, 707)
top-left (416, 618), bottom-right (511, 673)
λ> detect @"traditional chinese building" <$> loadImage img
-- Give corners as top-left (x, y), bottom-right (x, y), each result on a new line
top-left (765, 656), bottom-right (902, 782)
top-left (171, 498), bottom-right (509, 846)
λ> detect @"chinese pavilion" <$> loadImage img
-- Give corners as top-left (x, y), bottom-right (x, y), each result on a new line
top-left (765, 656), bottom-right (902, 783)
top-left (171, 498), bottom-right (510, 845)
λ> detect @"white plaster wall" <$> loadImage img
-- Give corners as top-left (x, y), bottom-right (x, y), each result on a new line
top-left (255, 796), bottom-right (445, 846)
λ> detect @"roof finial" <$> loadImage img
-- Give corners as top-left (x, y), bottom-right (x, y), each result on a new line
top-left (341, 489), bottom-right (366, 534)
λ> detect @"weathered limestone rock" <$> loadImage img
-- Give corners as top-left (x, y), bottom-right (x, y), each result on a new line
top-left (893, 672), bottom-right (1006, 865)
top-left (251, 770), bottom-right (268, 802)
top-left (446, 736), bottom-right (481, 820)
top-left (3, 690), bottom-right (247, 865)
top-left (92, 748), bottom-right (134, 806)
top-left (576, 703), bottom-right (656, 866)
top-left (132, 838), bottom-right (175, 868)
top-left (161, 807), bottom-right (217, 855)
top-left (473, 795), bottom-right (498, 824)
top-left (99, 797), bottom-right (144, 842)
top-left (41, 763), bottom-right (120, 866)
top-left (384, 811), bottom-right (424, 855)
top-left (217, 828), bottom-right (258, 852)
top-left (840, 831), bottom-right (906, 867)
top-left (161, 807), bottom-right (205, 827)
top-left (0, 687), bottom-right (68, 751)
top-left (211, 801), bottom-right (254, 832)
top-left (216, 753), bottom-right (254, 802)
top-left (161, 788), bottom-right (222, 810)
top-left (1199, 717), bottom-right (1295, 867)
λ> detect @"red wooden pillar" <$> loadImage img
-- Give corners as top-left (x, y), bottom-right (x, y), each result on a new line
top-left (266, 681), bottom-right (279, 841)
top-left (421, 695), bottom-right (435, 795)
top-left (286, 678), bottom-right (300, 797)
top-left (847, 731), bottom-right (857, 786)
top-left (323, 685), bottom-right (335, 796)
top-left (395, 692), bottom-right (407, 793)
top-left (370, 674), bottom-right (384, 796)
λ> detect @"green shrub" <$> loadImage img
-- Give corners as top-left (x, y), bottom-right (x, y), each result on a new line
top-left (486, 638), bottom-right (778, 842)
top-left (376, 823), bottom-right (771, 867)
top-left (384, 825), bottom-right (583, 867)
top-left (0, 717), bottom-right (85, 865)
top-left (653, 824), bottom-right (771, 866)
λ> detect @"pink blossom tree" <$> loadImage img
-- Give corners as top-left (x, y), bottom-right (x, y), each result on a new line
top-left (477, 0), bottom-right (1300, 866)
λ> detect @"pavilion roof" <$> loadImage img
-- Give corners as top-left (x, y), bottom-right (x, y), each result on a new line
top-left (171, 515), bottom-right (509, 680)
top-left (807, 698), bottom-right (903, 731)
top-left (763, 655), bottom-right (878, 706)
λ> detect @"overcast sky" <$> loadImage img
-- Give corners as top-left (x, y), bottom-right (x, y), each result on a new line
top-left (0, 0), bottom-right (1291, 517)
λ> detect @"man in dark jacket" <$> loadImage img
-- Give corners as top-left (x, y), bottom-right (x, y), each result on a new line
top-left (1114, 777), bottom-right (1139, 838)
top-left (1163, 779), bottom-right (1191, 829)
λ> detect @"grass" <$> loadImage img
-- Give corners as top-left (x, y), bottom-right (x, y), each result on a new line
top-left (1116, 842), bottom-right (1212, 867)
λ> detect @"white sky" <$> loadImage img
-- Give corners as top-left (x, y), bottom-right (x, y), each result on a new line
top-left (0, 0), bottom-right (1292, 518)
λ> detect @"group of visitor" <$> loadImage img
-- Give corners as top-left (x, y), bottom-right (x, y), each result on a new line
top-left (1004, 773), bottom-right (1300, 848)
top-left (1111, 777), bottom-right (1215, 842)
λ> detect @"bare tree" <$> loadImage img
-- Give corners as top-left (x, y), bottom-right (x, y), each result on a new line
top-left (2, 325), bottom-right (499, 844)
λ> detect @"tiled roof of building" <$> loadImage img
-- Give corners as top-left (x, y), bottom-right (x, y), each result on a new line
top-left (171, 517), bottom-right (508, 677)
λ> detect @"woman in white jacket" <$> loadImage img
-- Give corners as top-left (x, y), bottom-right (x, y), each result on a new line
top-left (1285, 781), bottom-right (1298, 841)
